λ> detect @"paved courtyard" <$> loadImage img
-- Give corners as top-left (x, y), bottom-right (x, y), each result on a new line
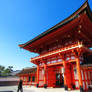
top-left (0, 86), bottom-right (80, 92)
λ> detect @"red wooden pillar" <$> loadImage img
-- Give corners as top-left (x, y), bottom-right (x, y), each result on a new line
top-left (63, 61), bottom-right (68, 90)
top-left (86, 70), bottom-right (89, 90)
top-left (83, 70), bottom-right (86, 90)
top-left (23, 75), bottom-right (24, 85)
top-left (31, 74), bottom-right (32, 85)
top-left (26, 75), bottom-right (27, 85)
top-left (36, 65), bottom-right (39, 87)
top-left (76, 58), bottom-right (83, 92)
top-left (44, 64), bottom-right (47, 88)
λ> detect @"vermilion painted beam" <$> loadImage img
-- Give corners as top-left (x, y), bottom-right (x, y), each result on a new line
top-left (31, 43), bottom-right (83, 63)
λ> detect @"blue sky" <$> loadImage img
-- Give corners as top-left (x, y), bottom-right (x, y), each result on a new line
top-left (0, 0), bottom-right (92, 70)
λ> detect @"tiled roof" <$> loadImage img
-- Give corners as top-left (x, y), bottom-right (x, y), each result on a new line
top-left (16, 67), bottom-right (37, 75)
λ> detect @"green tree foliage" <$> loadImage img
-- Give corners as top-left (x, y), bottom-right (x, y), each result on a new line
top-left (0, 65), bottom-right (13, 76)
top-left (7, 66), bottom-right (13, 72)
top-left (0, 65), bottom-right (5, 76)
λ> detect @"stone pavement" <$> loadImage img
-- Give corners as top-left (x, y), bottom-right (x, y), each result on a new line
top-left (0, 86), bottom-right (80, 92)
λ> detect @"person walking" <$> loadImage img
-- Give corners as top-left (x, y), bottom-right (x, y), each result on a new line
top-left (17, 80), bottom-right (23, 92)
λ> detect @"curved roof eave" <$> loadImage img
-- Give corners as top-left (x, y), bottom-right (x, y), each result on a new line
top-left (19, 1), bottom-right (92, 48)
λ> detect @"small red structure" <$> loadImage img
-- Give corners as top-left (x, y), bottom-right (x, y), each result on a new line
top-left (19, 1), bottom-right (92, 92)
top-left (17, 67), bottom-right (37, 86)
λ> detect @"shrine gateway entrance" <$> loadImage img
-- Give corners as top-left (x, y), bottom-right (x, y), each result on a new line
top-left (38, 63), bottom-right (77, 88)
top-left (36, 59), bottom-right (80, 90)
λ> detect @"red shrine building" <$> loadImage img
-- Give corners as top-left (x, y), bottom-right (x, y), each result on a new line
top-left (18, 1), bottom-right (92, 92)
top-left (17, 67), bottom-right (37, 86)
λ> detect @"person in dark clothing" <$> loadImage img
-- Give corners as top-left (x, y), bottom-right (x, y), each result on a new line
top-left (17, 80), bottom-right (23, 92)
